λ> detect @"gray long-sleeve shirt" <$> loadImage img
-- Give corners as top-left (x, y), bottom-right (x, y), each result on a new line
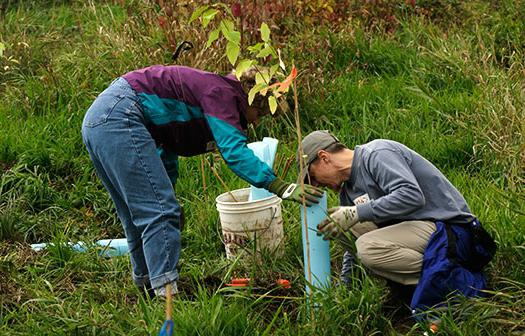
top-left (340, 139), bottom-right (475, 225)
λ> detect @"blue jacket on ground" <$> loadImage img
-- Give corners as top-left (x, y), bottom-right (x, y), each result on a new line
top-left (410, 220), bottom-right (488, 320)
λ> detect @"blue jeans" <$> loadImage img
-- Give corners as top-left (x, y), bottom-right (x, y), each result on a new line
top-left (81, 77), bottom-right (181, 290)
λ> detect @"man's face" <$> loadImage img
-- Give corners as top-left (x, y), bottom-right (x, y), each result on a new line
top-left (307, 153), bottom-right (344, 192)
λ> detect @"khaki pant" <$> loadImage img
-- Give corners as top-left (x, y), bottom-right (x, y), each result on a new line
top-left (350, 220), bottom-right (436, 285)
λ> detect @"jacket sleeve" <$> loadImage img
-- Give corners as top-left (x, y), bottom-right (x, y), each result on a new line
top-left (356, 149), bottom-right (425, 223)
top-left (157, 147), bottom-right (179, 185)
top-left (200, 89), bottom-right (276, 189)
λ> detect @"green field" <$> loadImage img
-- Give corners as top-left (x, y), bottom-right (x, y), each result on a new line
top-left (0, 1), bottom-right (524, 335)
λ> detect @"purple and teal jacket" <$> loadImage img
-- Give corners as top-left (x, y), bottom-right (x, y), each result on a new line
top-left (122, 65), bottom-right (276, 187)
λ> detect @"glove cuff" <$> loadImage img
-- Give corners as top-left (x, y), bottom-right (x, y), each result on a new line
top-left (354, 203), bottom-right (371, 222)
top-left (267, 177), bottom-right (289, 197)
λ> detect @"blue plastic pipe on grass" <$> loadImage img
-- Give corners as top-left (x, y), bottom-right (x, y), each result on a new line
top-left (96, 239), bottom-right (129, 257)
top-left (301, 192), bottom-right (330, 293)
top-left (31, 238), bottom-right (129, 257)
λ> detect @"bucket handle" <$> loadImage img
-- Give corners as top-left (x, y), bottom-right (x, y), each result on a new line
top-left (260, 204), bottom-right (280, 231)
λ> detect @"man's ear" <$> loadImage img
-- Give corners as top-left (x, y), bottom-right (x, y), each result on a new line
top-left (317, 150), bottom-right (329, 163)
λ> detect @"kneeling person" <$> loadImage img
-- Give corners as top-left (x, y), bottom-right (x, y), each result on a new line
top-left (299, 130), bottom-right (494, 314)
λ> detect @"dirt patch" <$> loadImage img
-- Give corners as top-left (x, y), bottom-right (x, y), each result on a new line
top-left (0, 242), bottom-right (39, 306)
top-left (0, 160), bottom-right (15, 172)
top-left (381, 286), bottom-right (415, 333)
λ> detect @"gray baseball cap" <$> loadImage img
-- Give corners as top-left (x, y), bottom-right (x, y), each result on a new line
top-left (297, 130), bottom-right (340, 184)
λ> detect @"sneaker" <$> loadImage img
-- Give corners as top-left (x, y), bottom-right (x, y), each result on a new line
top-left (154, 281), bottom-right (178, 297)
top-left (339, 250), bottom-right (357, 288)
top-left (139, 282), bottom-right (156, 299)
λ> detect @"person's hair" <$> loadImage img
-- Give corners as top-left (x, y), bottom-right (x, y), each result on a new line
top-left (309, 142), bottom-right (347, 169)
top-left (237, 66), bottom-right (278, 114)
top-left (324, 142), bottom-right (347, 153)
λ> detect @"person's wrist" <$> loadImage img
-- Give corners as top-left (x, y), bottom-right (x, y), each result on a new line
top-left (267, 177), bottom-right (288, 197)
top-left (355, 203), bottom-right (372, 222)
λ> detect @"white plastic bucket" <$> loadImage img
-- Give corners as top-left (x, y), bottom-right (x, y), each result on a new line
top-left (215, 188), bottom-right (284, 260)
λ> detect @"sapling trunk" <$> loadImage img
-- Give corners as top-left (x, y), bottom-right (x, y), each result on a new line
top-left (292, 76), bottom-right (315, 322)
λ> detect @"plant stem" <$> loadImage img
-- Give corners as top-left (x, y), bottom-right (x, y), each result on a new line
top-left (281, 156), bottom-right (294, 180)
top-left (205, 158), bottom-right (239, 202)
top-left (166, 282), bottom-right (172, 320)
top-left (200, 157), bottom-right (207, 192)
top-left (292, 72), bottom-right (315, 322)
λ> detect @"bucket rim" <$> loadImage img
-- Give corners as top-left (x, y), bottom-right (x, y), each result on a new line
top-left (215, 188), bottom-right (279, 205)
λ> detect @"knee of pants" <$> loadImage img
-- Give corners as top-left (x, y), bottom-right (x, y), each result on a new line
top-left (126, 235), bottom-right (143, 253)
top-left (355, 234), bottom-right (389, 269)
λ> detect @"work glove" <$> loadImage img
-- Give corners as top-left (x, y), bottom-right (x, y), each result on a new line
top-left (268, 177), bottom-right (323, 207)
top-left (317, 206), bottom-right (360, 240)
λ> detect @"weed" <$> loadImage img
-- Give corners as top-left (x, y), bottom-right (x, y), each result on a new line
top-left (0, 0), bottom-right (523, 335)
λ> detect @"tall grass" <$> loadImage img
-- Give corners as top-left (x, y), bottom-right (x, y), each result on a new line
top-left (0, 0), bottom-right (523, 335)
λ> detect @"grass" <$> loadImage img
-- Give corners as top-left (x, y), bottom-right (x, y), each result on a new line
top-left (0, 0), bottom-right (524, 335)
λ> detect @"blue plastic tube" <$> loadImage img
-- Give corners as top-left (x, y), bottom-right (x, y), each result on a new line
top-left (301, 192), bottom-right (330, 293)
top-left (31, 238), bottom-right (129, 257)
top-left (247, 137), bottom-right (279, 201)
top-left (96, 238), bottom-right (129, 257)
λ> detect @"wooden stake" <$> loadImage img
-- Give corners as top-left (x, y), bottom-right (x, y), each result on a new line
top-left (273, 152), bottom-right (283, 171)
top-left (291, 72), bottom-right (314, 321)
top-left (205, 159), bottom-right (239, 202)
top-left (281, 156), bottom-right (294, 180)
top-left (165, 283), bottom-right (172, 320)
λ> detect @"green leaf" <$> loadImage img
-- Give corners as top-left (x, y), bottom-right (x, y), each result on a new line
top-left (248, 42), bottom-right (264, 54)
top-left (256, 46), bottom-right (273, 58)
top-left (220, 23), bottom-right (241, 44)
top-left (189, 5), bottom-right (209, 23)
top-left (260, 23), bottom-right (270, 42)
top-left (235, 60), bottom-right (255, 79)
top-left (255, 71), bottom-right (270, 85)
top-left (222, 19), bottom-right (235, 31)
top-left (201, 8), bottom-right (219, 28)
top-left (268, 96), bottom-right (277, 114)
top-left (269, 64), bottom-right (279, 78)
top-left (206, 29), bottom-right (220, 48)
top-left (0, 42), bottom-right (5, 57)
top-left (216, 2), bottom-right (232, 15)
top-left (226, 41), bottom-right (240, 66)
top-left (248, 83), bottom-right (267, 105)
top-left (248, 89), bottom-right (256, 105)
top-left (226, 30), bottom-right (241, 44)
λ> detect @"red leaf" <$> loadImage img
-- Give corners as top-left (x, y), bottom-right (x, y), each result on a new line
top-left (269, 66), bottom-right (297, 93)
